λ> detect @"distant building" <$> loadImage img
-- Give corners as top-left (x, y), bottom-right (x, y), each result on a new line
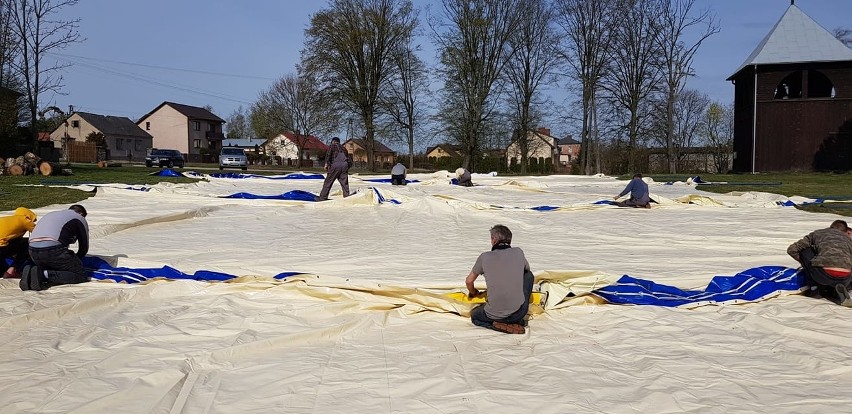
top-left (222, 138), bottom-right (266, 154)
top-left (262, 131), bottom-right (329, 167)
top-left (343, 138), bottom-right (396, 168)
top-left (728, 3), bottom-right (852, 172)
top-left (49, 112), bottom-right (153, 161)
top-left (505, 127), bottom-right (559, 167)
top-left (557, 135), bottom-right (581, 166)
top-left (426, 143), bottom-right (464, 160)
top-left (137, 102), bottom-right (225, 163)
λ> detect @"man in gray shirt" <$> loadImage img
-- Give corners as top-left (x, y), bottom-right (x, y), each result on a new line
top-left (317, 137), bottom-right (352, 201)
top-left (614, 173), bottom-right (651, 208)
top-left (21, 205), bottom-right (90, 291)
top-left (391, 162), bottom-right (407, 185)
top-left (466, 225), bottom-right (534, 334)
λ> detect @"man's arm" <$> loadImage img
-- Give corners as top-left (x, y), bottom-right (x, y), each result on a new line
top-left (786, 234), bottom-right (811, 263)
top-left (615, 180), bottom-right (634, 199)
top-left (465, 271), bottom-right (480, 297)
top-left (73, 219), bottom-right (88, 258)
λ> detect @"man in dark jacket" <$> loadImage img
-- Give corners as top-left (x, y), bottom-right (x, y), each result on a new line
top-left (787, 220), bottom-right (852, 306)
top-left (20, 205), bottom-right (90, 291)
top-left (317, 137), bottom-right (352, 201)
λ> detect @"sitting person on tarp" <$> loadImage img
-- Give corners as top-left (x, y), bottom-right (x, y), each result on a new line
top-left (614, 173), bottom-right (650, 208)
top-left (465, 224), bottom-right (534, 335)
top-left (20, 204), bottom-right (90, 291)
top-left (391, 162), bottom-right (407, 186)
top-left (0, 207), bottom-right (37, 279)
top-left (455, 168), bottom-right (473, 187)
top-left (787, 219), bottom-right (852, 307)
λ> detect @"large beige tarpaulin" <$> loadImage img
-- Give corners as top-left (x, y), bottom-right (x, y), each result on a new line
top-left (2, 172), bottom-right (851, 413)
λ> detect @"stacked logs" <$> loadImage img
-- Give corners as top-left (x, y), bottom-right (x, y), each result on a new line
top-left (0, 152), bottom-right (69, 176)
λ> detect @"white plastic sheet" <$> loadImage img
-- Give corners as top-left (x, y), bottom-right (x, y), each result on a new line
top-left (2, 172), bottom-right (851, 412)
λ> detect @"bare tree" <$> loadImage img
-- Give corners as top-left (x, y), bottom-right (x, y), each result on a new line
top-left (504, 0), bottom-right (556, 174)
top-left (383, 40), bottom-right (428, 169)
top-left (834, 27), bottom-right (852, 48)
top-left (601, 0), bottom-right (661, 173)
top-left (554, 0), bottom-right (617, 175)
top-left (226, 105), bottom-right (251, 139)
top-left (303, 0), bottom-right (417, 171)
top-left (651, 88), bottom-right (708, 171)
top-left (654, 0), bottom-right (718, 173)
top-left (252, 69), bottom-right (338, 163)
top-left (431, 0), bottom-right (523, 170)
top-left (704, 101), bottom-right (733, 173)
top-left (8, 0), bottom-right (82, 143)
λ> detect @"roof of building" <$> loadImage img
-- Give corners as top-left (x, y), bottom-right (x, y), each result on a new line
top-left (269, 131), bottom-right (329, 151)
top-left (74, 112), bottom-right (152, 139)
top-left (222, 138), bottom-right (267, 148)
top-left (728, 4), bottom-right (852, 79)
top-left (0, 86), bottom-right (22, 96)
top-left (558, 136), bottom-right (580, 145)
top-left (344, 138), bottom-right (395, 153)
top-left (137, 101), bottom-right (225, 123)
top-left (426, 143), bottom-right (464, 157)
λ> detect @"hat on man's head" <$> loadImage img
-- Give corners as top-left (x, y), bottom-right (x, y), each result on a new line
top-left (455, 168), bottom-right (465, 177)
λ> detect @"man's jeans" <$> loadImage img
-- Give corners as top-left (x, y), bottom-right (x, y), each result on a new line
top-left (29, 245), bottom-right (89, 286)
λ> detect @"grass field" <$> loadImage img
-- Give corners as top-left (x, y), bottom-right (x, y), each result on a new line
top-left (2, 165), bottom-right (850, 216)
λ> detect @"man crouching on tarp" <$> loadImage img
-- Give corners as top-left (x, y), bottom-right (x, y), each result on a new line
top-left (614, 173), bottom-right (651, 208)
top-left (787, 219), bottom-right (852, 307)
top-left (20, 205), bottom-right (90, 291)
top-left (465, 225), bottom-right (534, 334)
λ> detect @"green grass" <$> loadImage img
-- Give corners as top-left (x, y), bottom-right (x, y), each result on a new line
top-left (642, 172), bottom-right (852, 217)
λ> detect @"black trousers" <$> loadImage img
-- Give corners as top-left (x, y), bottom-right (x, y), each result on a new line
top-left (471, 270), bottom-right (534, 328)
top-left (391, 174), bottom-right (406, 185)
top-left (0, 237), bottom-right (29, 273)
top-left (318, 165), bottom-right (350, 200)
top-left (29, 245), bottom-right (89, 286)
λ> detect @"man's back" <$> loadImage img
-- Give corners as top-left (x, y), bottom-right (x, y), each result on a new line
top-left (391, 163), bottom-right (406, 176)
top-left (472, 247), bottom-right (529, 319)
top-left (789, 227), bottom-right (852, 269)
top-left (29, 209), bottom-right (89, 254)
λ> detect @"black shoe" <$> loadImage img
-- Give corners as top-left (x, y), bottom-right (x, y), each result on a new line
top-left (19, 265), bottom-right (31, 291)
top-left (835, 284), bottom-right (852, 307)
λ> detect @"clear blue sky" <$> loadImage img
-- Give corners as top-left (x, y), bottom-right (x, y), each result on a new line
top-left (47, 0), bottom-right (852, 140)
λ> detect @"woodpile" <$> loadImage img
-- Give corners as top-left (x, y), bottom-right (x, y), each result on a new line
top-left (1, 152), bottom-right (72, 176)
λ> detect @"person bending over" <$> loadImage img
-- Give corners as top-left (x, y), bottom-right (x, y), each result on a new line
top-left (391, 162), bottom-right (407, 186)
top-left (614, 173), bottom-right (651, 208)
top-left (466, 225), bottom-right (534, 334)
top-left (0, 207), bottom-right (37, 278)
top-left (21, 205), bottom-right (90, 291)
top-left (455, 168), bottom-right (473, 187)
top-left (787, 219), bottom-right (852, 307)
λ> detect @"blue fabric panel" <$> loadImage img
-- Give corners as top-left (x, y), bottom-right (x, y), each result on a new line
top-left (372, 187), bottom-right (401, 204)
top-left (593, 200), bottom-right (618, 205)
top-left (222, 190), bottom-right (317, 201)
top-left (530, 206), bottom-right (560, 211)
top-left (364, 178), bottom-right (420, 183)
top-left (450, 178), bottom-right (458, 185)
top-left (82, 256), bottom-right (303, 283)
top-left (593, 266), bottom-right (801, 307)
top-left (149, 169), bottom-right (185, 177)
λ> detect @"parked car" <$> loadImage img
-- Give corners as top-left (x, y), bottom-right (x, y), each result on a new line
top-left (145, 149), bottom-right (185, 168)
top-left (219, 147), bottom-right (247, 170)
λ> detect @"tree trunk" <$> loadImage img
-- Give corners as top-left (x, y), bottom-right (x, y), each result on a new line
top-left (39, 160), bottom-right (61, 176)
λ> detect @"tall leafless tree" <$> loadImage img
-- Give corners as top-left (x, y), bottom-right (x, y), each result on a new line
top-left (554, 0), bottom-right (617, 175)
top-left (654, 0), bottom-right (718, 173)
top-left (8, 0), bottom-right (81, 143)
top-left (303, 0), bottom-right (417, 171)
top-left (704, 101), bottom-right (734, 173)
top-left (601, 0), bottom-right (661, 173)
top-left (834, 27), bottom-right (852, 48)
top-left (226, 105), bottom-right (251, 139)
top-left (504, 0), bottom-right (556, 174)
top-left (252, 69), bottom-right (338, 163)
top-left (383, 40), bottom-right (428, 169)
top-left (431, 0), bottom-right (523, 170)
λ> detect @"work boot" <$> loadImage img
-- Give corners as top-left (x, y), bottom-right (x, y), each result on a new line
top-left (492, 322), bottom-right (525, 334)
top-left (835, 284), bottom-right (852, 307)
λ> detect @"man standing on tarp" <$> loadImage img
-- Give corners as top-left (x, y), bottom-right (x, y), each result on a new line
top-left (614, 173), bottom-right (651, 208)
top-left (787, 219), bottom-right (852, 307)
top-left (465, 225), bottom-right (534, 334)
top-left (391, 162), bottom-right (407, 185)
top-left (317, 137), bottom-right (352, 201)
top-left (20, 205), bottom-right (90, 291)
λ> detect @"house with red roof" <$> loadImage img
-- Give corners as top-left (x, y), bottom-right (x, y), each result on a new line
top-left (262, 131), bottom-right (329, 167)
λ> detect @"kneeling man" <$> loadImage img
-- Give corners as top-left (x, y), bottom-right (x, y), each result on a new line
top-left (21, 205), bottom-right (90, 291)
top-left (787, 219), bottom-right (852, 306)
top-left (466, 225), bottom-right (534, 334)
